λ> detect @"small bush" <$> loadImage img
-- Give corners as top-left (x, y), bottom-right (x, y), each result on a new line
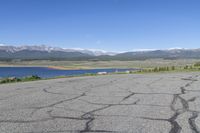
top-left (194, 62), bottom-right (200, 67)
top-left (184, 65), bottom-right (189, 69)
top-left (22, 75), bottom-right (41, 81)
top-left (171, 66), bottom-right (175, 70)
top-left (0, 77), bottom-right (21, 84)
top-left (0, 75), bottom-right (41, 84)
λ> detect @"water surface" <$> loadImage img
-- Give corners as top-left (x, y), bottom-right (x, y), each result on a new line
top-left (0, 67), bottom-right (135, 78)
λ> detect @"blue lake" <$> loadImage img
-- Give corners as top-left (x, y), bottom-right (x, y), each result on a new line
top-left (0, 67), bottom-right (136, 78)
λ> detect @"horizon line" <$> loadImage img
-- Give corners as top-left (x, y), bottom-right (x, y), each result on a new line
top-left (0, 43), bottom-right (199, 53)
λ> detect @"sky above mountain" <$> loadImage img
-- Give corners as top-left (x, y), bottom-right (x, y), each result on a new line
top-left (0, 0), bottom-right (200, 51)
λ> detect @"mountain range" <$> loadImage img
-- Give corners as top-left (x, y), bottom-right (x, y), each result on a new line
top-left (0, 45), bottom-right (200, 61)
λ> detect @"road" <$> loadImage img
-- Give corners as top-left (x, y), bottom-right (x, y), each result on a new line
top-left (0, 72), bottom-right (200, 133)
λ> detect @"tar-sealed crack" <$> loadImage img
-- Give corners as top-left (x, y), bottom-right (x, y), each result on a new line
top-left (168, 76), bottom-right (199, 133)
top-left (78, 87), bottom-right (141, 133)
top-left (30, 92), bottom-right (86, 116)
top-left (168, 75), bottom-right (199, 133)
top-left (43, 87), bottom-right (64, 95)
top-left (188, 111), bottom-right (200, 133)
top-left (121, 92), bottom-right (135, 101)
top-left (80, 105), bottom-right (116, 132)
top-left (79, 97), bottom-right (139, 133)
top-left (139, 75), bottom-right (200, 133)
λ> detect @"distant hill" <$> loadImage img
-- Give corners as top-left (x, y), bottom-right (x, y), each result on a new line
top-left (0, 46), bottom-right (94, 61)
top-left (114, 49), bottom-right (200, 60)
top-left (1, 45), bottom-right (200, 61)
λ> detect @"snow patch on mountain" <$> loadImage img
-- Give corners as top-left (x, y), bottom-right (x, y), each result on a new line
top-left (0, 45), bottom-right (118, 56)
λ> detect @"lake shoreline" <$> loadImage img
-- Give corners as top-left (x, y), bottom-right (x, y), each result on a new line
top-left (0, 67), bottom-right (134, 79)
top-left (0, 65), bottom-right (93, 70)
top-left (0, 65), bottom-right (133, 70)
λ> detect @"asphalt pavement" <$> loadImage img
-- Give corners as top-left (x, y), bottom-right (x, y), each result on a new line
top-left (0, 72), bottom-right (200, 133)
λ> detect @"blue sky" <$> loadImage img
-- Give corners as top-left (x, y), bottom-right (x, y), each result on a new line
top-left (0, 0), bottom-right (200, 51)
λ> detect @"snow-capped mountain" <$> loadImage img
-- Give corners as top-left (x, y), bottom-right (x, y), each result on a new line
top-left (0, 45), bottom-right (117, 56)
top-left (63, 48), bottom-right (117, 56)
top-left (0, 45), bottom-right (200, 60)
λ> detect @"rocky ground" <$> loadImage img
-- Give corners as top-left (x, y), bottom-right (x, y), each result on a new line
top-left (0, 72), bottom-right (200, 133)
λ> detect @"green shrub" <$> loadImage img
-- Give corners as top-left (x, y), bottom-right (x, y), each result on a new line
top-left (0, 77), bottom-right (21, 84)
top-left (171, 66), bottom-right (175, 70)
top-left (0, 75), bottom-right (41, 84)
top-left (22, 75), bottom-right (41, 81)
top-left (194, 62), bottom-right (200, 67)
top-left (184, 65), bottom-right (189, 69)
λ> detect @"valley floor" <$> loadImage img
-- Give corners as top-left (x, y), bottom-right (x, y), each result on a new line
top-left (0, 72), bottom-right (200, 132)
top-left (1, 59), bottom-right (200, 69)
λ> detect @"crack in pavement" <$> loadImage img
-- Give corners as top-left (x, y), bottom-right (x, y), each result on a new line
top-left (30, 92), bottom-right (86, 116)
top-left (168, 76), bottom-right (199, 133)
top-left (121, 92), bottom-right (135, 101)
top-left (188, 111), bottom-right (200, 133)
top-left (43, 87), bottom-right (64, 95)
top-left (181, 76), bottom-right (200, 133)
top-left (81, 99), bottom-right (140, 106)
top-left (79, 95), bottom-right (140, 133)
top-left (24, 130), bottom-right (118, 133)
top-left (36, 92), bottom-right (85, 108)
top-left (168, 95), bottom-right (184, 133)
top-left (0, 118), bottom-right (53, 124)
top-left (139, 75), bottom-right (200, 133)
top-left (0, 93), bottom-right (88, 124)
top-left (80, 105), bottom-right (116, 133)
top-left (180, 87), bottom-right (186, 94)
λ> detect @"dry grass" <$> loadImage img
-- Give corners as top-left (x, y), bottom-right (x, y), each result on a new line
top-left (0, 59), bottom-right (200, 69)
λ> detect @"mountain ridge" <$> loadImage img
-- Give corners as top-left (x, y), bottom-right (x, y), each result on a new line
top-left (0, 45), bottom-right (117, 56)
top-left (1, 45), bottom-right (200, 61)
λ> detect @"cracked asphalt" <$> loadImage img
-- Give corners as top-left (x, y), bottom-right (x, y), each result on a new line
top-left (0, 72), bottom-right (200, 133)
